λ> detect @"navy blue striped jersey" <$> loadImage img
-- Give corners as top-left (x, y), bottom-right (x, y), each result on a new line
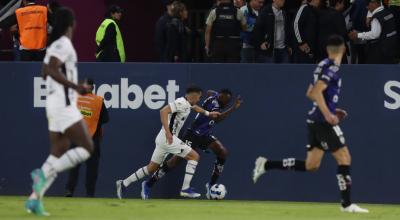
top-left (190, 91), bottom-right (221, 136)
top-left (307, 58), bottom-right (342, 123)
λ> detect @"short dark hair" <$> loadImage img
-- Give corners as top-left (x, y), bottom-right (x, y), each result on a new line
top-left (327, 35), bottom-right (344, 47)
top-left (171, 1), bottom-right (186, 18)
top-left (106, 5), bottom-right (123, 18)
top-left (219, 88), bottom-right (232, 96)
top-left (166, 0), bottom-right (176, 5)
top-left (365, 0), bottom-right (381, 4)
top-left (186, 86), bottom-right (203, 94)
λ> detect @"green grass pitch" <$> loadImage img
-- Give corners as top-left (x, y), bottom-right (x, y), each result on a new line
top-left (0, 196), bottom-right (399, 220)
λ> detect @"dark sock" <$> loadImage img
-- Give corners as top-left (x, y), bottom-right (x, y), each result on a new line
top-left (337, 165), bottom-right (352, 208)
top-left (265, 158), bottom-right (306, 171)
top-left (210, 157), bottom-right (225, 185)
top-left (146, 162), bottom-right (170, 188)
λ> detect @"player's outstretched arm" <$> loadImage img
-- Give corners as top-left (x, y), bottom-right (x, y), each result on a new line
top-left (160, 105), bottom-right (173, 144)
top-left (43, 56), bottom-right (89, 95)
top-left (215, 96), bottom-right (242, 123)
top-left (307, 80), bottom-right (339, 125)
top-left (192, 105), bottom-right (221, 119)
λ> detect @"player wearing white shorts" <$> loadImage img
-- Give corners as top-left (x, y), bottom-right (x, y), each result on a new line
top-left (116, 86), bottom-right (221, 198)
top-left (25, 8), bottom-right (94, 216)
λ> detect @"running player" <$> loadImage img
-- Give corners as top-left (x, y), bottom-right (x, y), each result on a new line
top-left (25, 8), bottom-right (94, 216)
top-left (141, 89), bottom-right (242, 200)
top-left (252, 35), bottom-right (369, 213)
top-left (116, 87), bottom-right (221, 199)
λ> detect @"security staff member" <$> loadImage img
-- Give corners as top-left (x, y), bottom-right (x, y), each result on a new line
top-left (205, 0), bottom-right (247, 63)
top-left (95, 5), bottom-right (125, 62)
top-left (349, 0), bottom-right (398, 63)
top-left (65, 78), bottom-right (109, 197)
top-left (0, 0), bottom-right (47, 61)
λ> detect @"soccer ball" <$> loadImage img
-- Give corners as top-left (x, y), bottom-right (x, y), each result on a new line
top-left (209, 184), bottom-right (227, 200)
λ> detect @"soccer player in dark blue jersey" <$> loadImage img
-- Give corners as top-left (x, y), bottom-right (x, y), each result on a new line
top-left (141, 89), bottom-right (242, 199)
top-left (252, 35), bottom-right (369, 213)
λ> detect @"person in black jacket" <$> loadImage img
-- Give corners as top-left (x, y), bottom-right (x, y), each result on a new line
top-left (293, 0), bottom-right (321, 63)
top-left (164, 1), bottom-right (189, 62)
top-left (155, 0), bottom-right (175, 61)
top-left (252, 0), bottom-right (293, 63)
top-left (317, 0), bottom-right (349, 62)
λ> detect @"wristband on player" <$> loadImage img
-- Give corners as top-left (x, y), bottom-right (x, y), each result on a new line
top-left (204, 111), bottom-right (210, 116)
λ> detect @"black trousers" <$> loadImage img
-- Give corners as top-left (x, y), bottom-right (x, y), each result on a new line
top-left (66, 136), bottom-right (101, 197)
top-left (20, 50), bottom-right (45, 61)
top-left (294, 48), bottom-right (315, 64)
top-left (211, 38), bottom-right (241, 63)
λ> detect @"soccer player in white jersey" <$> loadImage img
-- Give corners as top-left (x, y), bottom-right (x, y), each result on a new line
top-left (116, 86), bottom-right (221, 198)
top-left (24, 8), bottom-right (94, 216)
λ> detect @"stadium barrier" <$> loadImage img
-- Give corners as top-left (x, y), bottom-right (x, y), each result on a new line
top-left (0, 62), bottom-right (399, 204)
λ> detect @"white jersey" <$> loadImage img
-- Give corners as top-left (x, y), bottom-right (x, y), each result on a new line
top-left (43, 36), bottom-right (78, 109)
top-left (160, 97), bottom-right (192, 136)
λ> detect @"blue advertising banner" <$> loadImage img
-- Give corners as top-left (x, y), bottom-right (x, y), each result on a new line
top-left (0, 62), bottom-right (399, 204)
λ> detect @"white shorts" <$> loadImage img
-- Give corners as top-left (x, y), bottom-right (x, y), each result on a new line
top-left (46, 105), bottom-right (83, 133)
top-left (150, 131), bottom-right (193, 164)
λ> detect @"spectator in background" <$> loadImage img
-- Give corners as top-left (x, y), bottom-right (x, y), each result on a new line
top-left (349, 0), bottom-right (369, 63)
top-left (47, 0), bottom-right (61, 39)
top-left (0, 0), bottom-right (48, 61)
top-left (155, 0), bottom-right (175, 61)
top-left (164, 1), bottom-right (190, 62)
top-left (95, 5), bottom-right (126, 62)
top-left (234, 0), bottom-right (246, 8)
top-left (65, 78), bottom-right (109, 198)
top-left (348, 0), bottom-right (398, 63)
top-left (387, 0), bottom-right (400, 61)
top-left (293, 0), bottom-right (320, 63)
top-left (240, 0), bottom-right (264, 63)
top-left (252, 0), bottom-right (293, 63)
top-left (205, 0), bottom-right (247, 63)
top-left (317, 0), bottom-right (349, 63)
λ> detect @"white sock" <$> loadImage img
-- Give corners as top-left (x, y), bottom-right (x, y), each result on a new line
top-left (182, 160), bottom-right (198, 190)
top-left (123, 166), bottom-right (149, 187)
top-left (29, 155), bottom-right (58, 200)
top-left (43, 147), bottom-right (90, 178)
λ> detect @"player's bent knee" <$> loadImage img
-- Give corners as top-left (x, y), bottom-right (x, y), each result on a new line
top-left (147, 163), bottom-right (159, 174)
top-left (306, 163), bottom-right (320, 172)
top-left (186, 150), bottom-right (200, 161)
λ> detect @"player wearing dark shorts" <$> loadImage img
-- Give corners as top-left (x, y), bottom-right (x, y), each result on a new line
top-left (252, 35), bottom-right (369, 213)
top-left (141, 89), bottom-right (242, 199)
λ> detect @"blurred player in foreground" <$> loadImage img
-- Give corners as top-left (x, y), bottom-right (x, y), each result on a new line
top-left (116, 87), bottom-right (221, 199)
top-left (252, 35), bottom-right (369, 213)
top-left (25, 7), bottom-right (94, 216)
top-left (142, 89), bottom-right (242, 199)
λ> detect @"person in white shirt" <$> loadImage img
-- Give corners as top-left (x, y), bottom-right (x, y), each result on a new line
top-left (25, 7), bottom-right (94, 216)
top-left (349, 0), bottom-right (398, 63)
top-left (116, 86), bottom-right (221, 199)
